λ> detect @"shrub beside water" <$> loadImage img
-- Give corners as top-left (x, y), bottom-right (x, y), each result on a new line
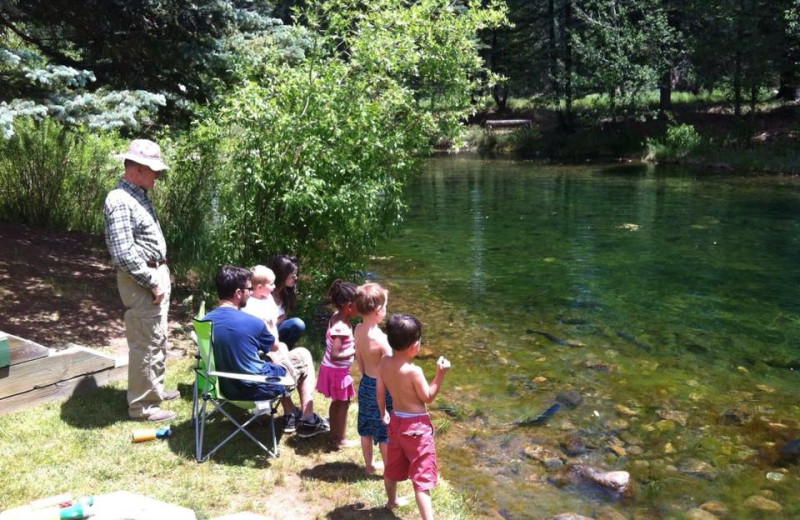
top-left (464, 124), bottom-right (542, 157)
top-left (159, 1), bottom-right (507, 303)
top-left (645, 123), bottom-right (701, 162)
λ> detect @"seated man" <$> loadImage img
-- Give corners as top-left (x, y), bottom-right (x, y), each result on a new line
top-left (203, 265), bottom-right (329, 438)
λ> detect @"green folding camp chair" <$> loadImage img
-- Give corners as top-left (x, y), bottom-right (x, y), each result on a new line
top-left (190, 303), bottom-right (294, 462)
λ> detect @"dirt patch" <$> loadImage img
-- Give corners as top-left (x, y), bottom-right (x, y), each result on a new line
top-left (0, 222), bottom-right (193, 358)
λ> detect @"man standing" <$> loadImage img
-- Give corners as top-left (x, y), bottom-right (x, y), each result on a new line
top-left (104, 139), bottom-right (178, 422)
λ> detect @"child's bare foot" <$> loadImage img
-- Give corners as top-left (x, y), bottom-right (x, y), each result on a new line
top-left (364, 459), bottom-right (384, 474)
top-left (385, 496), bottom-right (409, 509)
top-left (330, 438), bottom-right (360, 451)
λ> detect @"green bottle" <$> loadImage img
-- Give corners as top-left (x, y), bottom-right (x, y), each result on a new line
top-left (58, 496), bottom-right (93, 519)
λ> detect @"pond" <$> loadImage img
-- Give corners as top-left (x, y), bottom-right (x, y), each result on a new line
top-left (368, 157), bottom-right (800, 520)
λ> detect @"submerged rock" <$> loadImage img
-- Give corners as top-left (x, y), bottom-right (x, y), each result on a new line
top-left (614, 404), bottom-right (638, 417)
top-left (561, 433), bottom-right (589, 456)
top-left (765, 471), bottom-right (785, 482)
top-left (743, 495), bottom-right (782, 513)
top-left (719, 408), bottom-right (750, 426)
top-left (568, 465), bottom-right (634, 497)
top-left (678, 459), bottom-right (718, 480)
top-left (627, 445), bottom-right (644, 456)
top-left (607, 444), bottom-right (626, 457)
top-left (523, 444), bottom-right (564, 470)
top-left (657, 409), bottom-right (688, 426)
top-left (595, 505), bottom-right (628, 520)
top-left (779, 438), bottom-right (800, 463)
top-left (551, 514), bottom-right (593, 520)
top-left (585, 360), bottom-right (616, 372)
top-left (699, 501), bottom-right (728, 517)
top-left (556, 390), bottom-right (583, 407)
top-left (685, 508), bottom-right (719, 520)
top-left (607, 418), bottom-right (630, 431)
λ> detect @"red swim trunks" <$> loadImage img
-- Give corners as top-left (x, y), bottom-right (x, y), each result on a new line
top-left (384, 412), bottom-right (438, 492)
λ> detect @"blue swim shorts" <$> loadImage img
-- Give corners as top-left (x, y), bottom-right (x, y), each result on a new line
top-left (357, 374), bottom-right (393, 444)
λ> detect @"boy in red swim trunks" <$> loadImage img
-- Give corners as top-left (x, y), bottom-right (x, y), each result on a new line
top-left (377, 313), bottom-right (451, 520)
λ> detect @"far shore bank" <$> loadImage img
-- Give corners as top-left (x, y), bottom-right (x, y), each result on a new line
top-left (439, 101), bottom-right (799, 176)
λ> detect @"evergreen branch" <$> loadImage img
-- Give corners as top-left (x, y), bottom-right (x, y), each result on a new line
top-left (0, 15), bottom-right (84, 69)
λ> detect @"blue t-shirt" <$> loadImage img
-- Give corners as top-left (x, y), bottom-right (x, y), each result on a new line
top-left (204, 306), bottom-right (285, 400)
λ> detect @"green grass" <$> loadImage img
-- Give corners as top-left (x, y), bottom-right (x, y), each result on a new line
top-left (0, 357), bottom-right (474, 519)
top-left (495, 88), bottom-right (742, 113)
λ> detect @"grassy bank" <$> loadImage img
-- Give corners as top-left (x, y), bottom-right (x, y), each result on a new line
top-left (464, 96), bottom-right (800, 175)
top-left (0, 356), bottom-right (470, 520)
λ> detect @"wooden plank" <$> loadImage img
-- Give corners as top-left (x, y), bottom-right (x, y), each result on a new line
top-left (0, 346), bottom-right (116, 399)
top-left (0, 363), bottom-right (127, 416)
top-left (1, 332), bottom-right (50, 366)
top-left (485, 119), bottom-right (533, 128)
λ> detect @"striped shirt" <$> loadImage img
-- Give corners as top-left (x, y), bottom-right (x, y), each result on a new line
top-left (103, 178), bottom-right (167, 289)
top-left (322, 319), bottom-right (355, 368)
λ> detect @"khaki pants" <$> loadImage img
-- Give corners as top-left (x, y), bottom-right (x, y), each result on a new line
top-left (269, 347), bottom-right (312, 386)
top-left (117, 265), bottom-right (171, 419)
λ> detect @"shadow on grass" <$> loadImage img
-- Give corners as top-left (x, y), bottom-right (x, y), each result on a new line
top-left (167, 411), bottom-right (283, 468)
top-left (284, 430), bottom-right (335, 456)
top-left (300, 461), bottom-right (382, 483)
top-left (176, 381), bottom-right (195, 402)
top-left (60, 379), bottom-right (128, 428)
top-left (327, 502), bottom-right (399, 520)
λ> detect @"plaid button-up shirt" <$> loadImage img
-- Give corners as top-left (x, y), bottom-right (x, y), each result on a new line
top-left (103, 178), bottom-right (167, 289)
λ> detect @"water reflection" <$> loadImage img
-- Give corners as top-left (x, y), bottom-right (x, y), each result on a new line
top-left (373, 157), bottom-right (800, 519)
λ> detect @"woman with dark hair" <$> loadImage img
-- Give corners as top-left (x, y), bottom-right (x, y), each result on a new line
top-left (271, 254), bottom-right (306, 349)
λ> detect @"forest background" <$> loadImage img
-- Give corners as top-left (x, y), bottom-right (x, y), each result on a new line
top-left (0, 0), bottom-right (799, 310)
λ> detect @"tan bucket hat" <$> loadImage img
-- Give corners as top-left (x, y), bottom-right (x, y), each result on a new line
top-left (117, 139), bottom-right (168, 171)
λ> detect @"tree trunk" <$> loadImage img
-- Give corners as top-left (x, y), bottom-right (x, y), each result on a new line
top-left (548, 0), bottom-right (560, 103)
top-left (659, 69), bottom-right (672, 119)
top-left (492, 84), bottom-right (509, 112)
top-left (733, 49), bottom-right (742, 117)
top-left (563, 0), bottom-right (574, 131)
top-left (776, 70), bottom-right (800, 101)
top-left (609, 88), bottom-right (616, 122)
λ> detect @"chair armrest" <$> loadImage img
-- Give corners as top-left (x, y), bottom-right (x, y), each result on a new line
top-left (209, 370), bottom-right (295, 387)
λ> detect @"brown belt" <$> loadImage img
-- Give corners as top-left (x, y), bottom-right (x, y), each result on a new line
top-left (146, 258), bottom-right (168, 268)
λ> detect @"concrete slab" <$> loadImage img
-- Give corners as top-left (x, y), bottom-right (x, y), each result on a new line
top-left (0, 491), bottom-right (197, 520)
top-left (210, 514), bottom-right (272, 520)
top-left (91, 491), bottom-right (196, 519)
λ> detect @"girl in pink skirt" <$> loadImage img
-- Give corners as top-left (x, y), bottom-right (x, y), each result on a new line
top-left (316, 279), bottom-right (358, 449)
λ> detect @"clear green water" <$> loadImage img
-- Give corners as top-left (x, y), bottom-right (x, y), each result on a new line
top-left (370, 157), bottom-right (800, 520)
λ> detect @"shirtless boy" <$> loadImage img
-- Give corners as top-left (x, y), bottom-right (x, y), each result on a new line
top-left (354, 282), bottom-right (392, 473)
top-left (377, 313), bottom-right (450, 520)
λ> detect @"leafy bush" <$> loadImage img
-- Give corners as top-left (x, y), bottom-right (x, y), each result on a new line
top-left (0, 117), bottom-right (122, 230)
top-left (161, 0), bottom-right (507, 301)
top-left (510, 126), bottom-right (543, 157)
top-left (464, 126), bottom-right (498, 153)
top-left (645, 123), bottom-right (701, 162)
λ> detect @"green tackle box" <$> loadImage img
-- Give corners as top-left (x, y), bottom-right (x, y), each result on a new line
top-left (0, 332), bottom-right (9, 368)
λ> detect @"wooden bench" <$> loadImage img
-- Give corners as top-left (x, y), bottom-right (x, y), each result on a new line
top-left (0, 331), bottom-right (127, 415)
top-left (484, 119), bottom-right (533, 131)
